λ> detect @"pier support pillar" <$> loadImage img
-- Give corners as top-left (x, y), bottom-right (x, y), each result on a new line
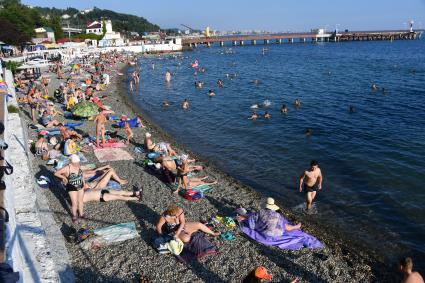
top-left (206, 42), bottom-right (211, 47)
top-left (193, 43), bottom-right (198, 48)
top-left (264, 39), bottom-right (269, 44)
top-left (240, 40), bottom-right (244, 46)
top-left (252, 40), bottom-right (256, 45)
top-left (276, 39), bottom-right (282, 44)
top-left (232, 41), bottom-right (237, 46)
top-left (301, 38), bottom-right (306, 43)
top-left (289, 38), bottom-right (293, 43)
top-left (220, 41), bottom-right (224, 47)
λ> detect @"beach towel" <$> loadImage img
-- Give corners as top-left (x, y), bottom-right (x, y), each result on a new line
top-left (180, 189), bottom-right (204, 201)
top-left (117, 117), bottom-right (140, 128)
top-left (94, 148), bottom-right (134, 163)
top-left (240, 211), bottom-right (324, 250)
top-left (80, 222), bottom-right (139, 250)
top-left (192, 184), bottom-right (212, 194)
top-left (92, 142), bottom-right (127, 149)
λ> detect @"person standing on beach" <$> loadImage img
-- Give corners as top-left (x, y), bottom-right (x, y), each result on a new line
top-left (299, 160), bottom-right (323, 210)
top-left (94, 112), bottom-right (107, 146)
top-left (400, 257), bottom-right (424, 283)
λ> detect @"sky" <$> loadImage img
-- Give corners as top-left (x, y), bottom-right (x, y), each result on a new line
top-left (22, 0), bottom-right (425, 32)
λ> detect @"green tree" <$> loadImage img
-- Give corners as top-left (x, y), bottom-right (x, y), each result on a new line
top-left (0, 18), bottom-right (30, 45)
top-left (48, 16), bottom-right (64, 40)
top-left (102, 18), bottom-right (107, 36)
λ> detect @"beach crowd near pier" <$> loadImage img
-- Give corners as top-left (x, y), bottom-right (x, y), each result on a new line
top-left (3, 49), bottom-right (422, 282)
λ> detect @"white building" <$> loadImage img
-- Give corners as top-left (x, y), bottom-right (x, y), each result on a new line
top-left (86, 20), bottom-right (103, 35)
top-left (33, 27), bottom-right (56, 44)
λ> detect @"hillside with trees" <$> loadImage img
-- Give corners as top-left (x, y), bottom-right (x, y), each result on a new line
top-left (34, 6), bottom-right (160, 35)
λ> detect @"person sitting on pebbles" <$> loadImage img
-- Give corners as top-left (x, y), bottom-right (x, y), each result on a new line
top-left (175, 155), bottom-right (217, 193)
top-left (40, 110), bottom-right (61, 128)
top-left (156, 205), bottom-right (220, 243)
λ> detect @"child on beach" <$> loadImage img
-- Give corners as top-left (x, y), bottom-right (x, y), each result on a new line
top-left (123, 120), bottom-right (134, 144)
top-left (94, 111), bottom-right (107, 146)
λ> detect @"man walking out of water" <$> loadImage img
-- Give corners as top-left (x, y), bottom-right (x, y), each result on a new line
top-left (299, 160), bottom-right (323, 210)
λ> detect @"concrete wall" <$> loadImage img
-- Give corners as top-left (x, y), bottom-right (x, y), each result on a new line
top-left (3, 70), bottom-right (74, 282)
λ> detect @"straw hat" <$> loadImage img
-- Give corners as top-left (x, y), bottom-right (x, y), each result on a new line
top-left (166, 239), bottom-right (184, 255)
top-left (265, 197), bottom-right (280, 211)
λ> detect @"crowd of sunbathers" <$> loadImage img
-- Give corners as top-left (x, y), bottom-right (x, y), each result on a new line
top-left (11, 50), bottom-right (422, 283)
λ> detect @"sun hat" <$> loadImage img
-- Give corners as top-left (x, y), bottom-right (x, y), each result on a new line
top-left (255, 266), bottom-right (272, 281)
top-left (265, 197), bottom-right (280, 211)
top-left (49, 136), bottom-right (58, 146)
top-left (166, 239), bottom-right (184, 255)
top-left (180, 154), bottom-right (188, 161)
top-left (70, 154), bottom-right (80, 163)
top-left (145, 132), bottom-right (151, 138)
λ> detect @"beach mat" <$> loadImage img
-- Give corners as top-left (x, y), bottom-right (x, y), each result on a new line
top-left (94, 148), bottom-right (133, 163)
top-left (92, 142), bottom-right (127, 149)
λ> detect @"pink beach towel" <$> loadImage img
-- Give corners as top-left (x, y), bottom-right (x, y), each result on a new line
top-left (94, 148), bottom-right (134, 163)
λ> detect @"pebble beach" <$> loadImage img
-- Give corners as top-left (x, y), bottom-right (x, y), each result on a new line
top-left (18, 57), bottom-right (399, 283)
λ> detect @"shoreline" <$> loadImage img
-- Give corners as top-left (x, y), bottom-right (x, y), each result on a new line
top-left (117, 61), bottom-right (397, 281)
top-left (19, 57), bottom-right (399, 282)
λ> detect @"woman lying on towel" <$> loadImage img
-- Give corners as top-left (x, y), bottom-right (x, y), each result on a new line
top-left (144, 133), bottom-right (177, 156)
top-left (237, 198), bottom-right (323, 250)
top-left (156, 205), bottom-right (220, 243)
top-left (175, 155), bottom-right (217, 193)
top-left (83, 188), bottom-right (141, 203)
top-left (116, 115), bottom-right (145, 128)
top-left (83, 165), bottom-right (128, 190)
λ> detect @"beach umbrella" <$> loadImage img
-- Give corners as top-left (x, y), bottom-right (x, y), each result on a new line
top-left (71, 101), bottom-right (99, 117)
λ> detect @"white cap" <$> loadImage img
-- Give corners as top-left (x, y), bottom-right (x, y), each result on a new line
top-left (70, 154), bottom-right (80, 163)
top-left (180, 154), bottom-right (188, 161)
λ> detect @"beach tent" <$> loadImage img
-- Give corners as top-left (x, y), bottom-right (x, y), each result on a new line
top-left (71, 101), bottom-right (99, 117)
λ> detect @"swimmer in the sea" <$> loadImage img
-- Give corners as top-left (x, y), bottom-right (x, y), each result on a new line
top-left (253, 79), bottom-right (259, 85)
top-left (280, 104), bottom-right (288, 114)
top-left (248, 112), bottom-right (258, 121)
top-left (163, 100), bottom-right (170, 107)
top-left (381, 88), bottom-right (387, 95)
top-left (349, 105), bottom-right (355, 113)
top-left (208, 90), bottom-right (215, 97)
top-left (217, 79), bottom-right (224, 88)
top-left (294, 99), bottom-right (301, 108)
top-left (182, 99), bottom-right (189, 110)
top-left (264, 111), bottom-right (271, 119)
top-left (305, 128), bottom-right (312, 136)
top-left (371, 83), bottom-right (378, 91)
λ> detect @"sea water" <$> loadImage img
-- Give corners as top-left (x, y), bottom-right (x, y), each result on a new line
top-left (129, 39), bottom-right (425, 267)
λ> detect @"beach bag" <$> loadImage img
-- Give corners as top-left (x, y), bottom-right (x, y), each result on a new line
top-left (181, 189), bottom-right (204, 201)
top-left (64, 139), bottom-right (77, 156)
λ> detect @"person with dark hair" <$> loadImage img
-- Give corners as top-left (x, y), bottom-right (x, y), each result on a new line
top-left (400, 257), bottom-right (424, 283)
top-left (299, 160), bottom-right (323, 210)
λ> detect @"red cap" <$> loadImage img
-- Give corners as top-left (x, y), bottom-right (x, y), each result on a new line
top-left (255, 266), bottom-right (272, 281)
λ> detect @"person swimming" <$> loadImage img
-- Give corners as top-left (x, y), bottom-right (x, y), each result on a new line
top-left (182, 99), bottom-right (189, 110)
top-left (280, 104), bottom-right (288, 114)
top-left (208, 90), bottom-right (215, 97)
top-left (195, 81), bottom-right (204, 88)
top-left (264, 111), bottom-right (271, 119)
top-left (371, 83), bottom-right (378, 91)
top-left (163, 100), bottom-right (170, 107)
top-left (294, 99), bottom-right (301, 108)
top-left (349, 105), bottom-right (355, 113)
top-left (217, 79), bottom-right (224, 88)
top-left (165, 70), bottom-right (171, 82)
top-left (248, 112), bottom-right (258, 121)
top-left (305, 128), bottom-right (312, 136)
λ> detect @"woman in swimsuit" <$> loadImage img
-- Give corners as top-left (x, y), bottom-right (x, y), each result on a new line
top-left (34, 133), bottom-right (49, 158)
top-left (156, 205), bottom-right (219, 243)
top-left (83, 188), bottom-right (141, 203)
top-left (83, 165), bottom-right (128, 190)
top-left (175, 156), bottom-right (217, 193)
top-left (54, 154), bottom-right (87, 223)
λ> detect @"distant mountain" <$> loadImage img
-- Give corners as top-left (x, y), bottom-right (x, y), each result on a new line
top-left (34, 6), bottom-right (160, 35)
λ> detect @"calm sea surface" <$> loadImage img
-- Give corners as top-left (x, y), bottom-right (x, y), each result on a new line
top-left (129, 39), bottom-right (425, 267)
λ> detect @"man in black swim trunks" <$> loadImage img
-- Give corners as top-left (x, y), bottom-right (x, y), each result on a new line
top-left (299, 160), bottom-right (323, 210)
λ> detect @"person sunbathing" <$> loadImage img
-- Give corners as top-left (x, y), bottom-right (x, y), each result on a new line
top-left (34, 133), bottom-right (49, 158)
top-left (175, 156), bottom-right (217, 193)
top-left (40, 110), bottom-right (60, 128)
top-left (144, 133), bottom-right (176, 156)
top-left (83, 189), bottom-right (141, 203)
top-left (84, 165), bottom-right (128, 190)
top-left (58, 123), bottom-right (82, 140)
top-left (156, 205), bottom-right (219, 243)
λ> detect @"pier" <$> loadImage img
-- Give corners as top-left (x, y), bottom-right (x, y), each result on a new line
top-left (182, 30), bottom-right (423, 47)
